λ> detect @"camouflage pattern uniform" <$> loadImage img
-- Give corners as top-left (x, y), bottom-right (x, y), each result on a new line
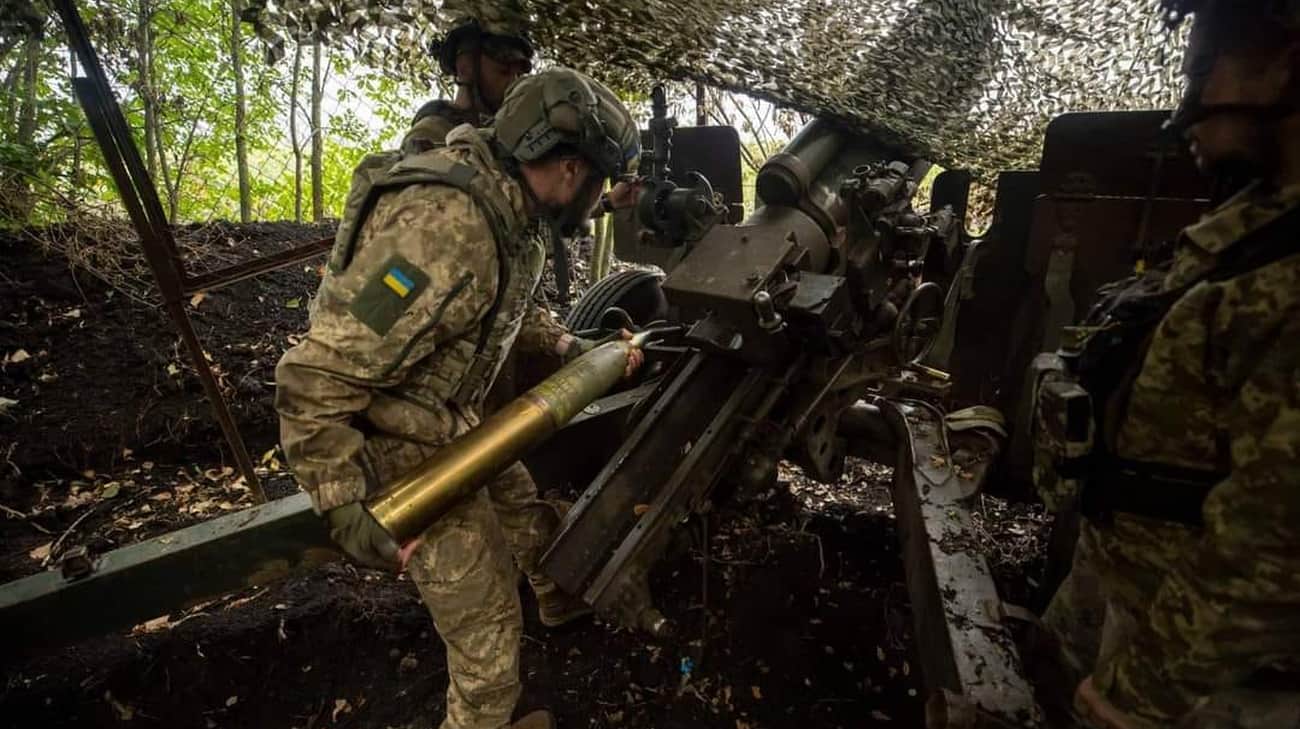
top-left (1042, 182), bottom-right (1300, 728)
top-left (275, 124), bottom-right (567, 729)
top-left (402, 101), bottom-right (484, 156)
top-left (397, 98), bottom-right (573, 604)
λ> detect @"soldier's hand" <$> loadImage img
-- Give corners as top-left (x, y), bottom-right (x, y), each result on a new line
top-left (619, 328), bottom-right (644, 378)
top-left (325, 502), bottom-right (401, 571)
top-left (1074, 677), bottom-right (1139, 729)
top-left (604, 176), bottom-right (645, 212)
top-left (557, 333), bottom-right (598, 363)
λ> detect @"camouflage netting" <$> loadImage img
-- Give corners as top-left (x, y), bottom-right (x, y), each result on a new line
top-left (243, 0), bottom-right (1186, 176)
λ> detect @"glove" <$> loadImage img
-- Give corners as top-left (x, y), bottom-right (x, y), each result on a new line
top-left (324, 502), bottom-right (400, 571)
top-left (560, 334), bottom-right (599, 363)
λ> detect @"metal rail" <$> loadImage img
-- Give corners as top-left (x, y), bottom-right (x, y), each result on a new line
top-left (183, 237), bottom-right (333, 293)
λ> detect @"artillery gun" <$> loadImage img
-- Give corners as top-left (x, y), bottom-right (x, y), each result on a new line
top-left (1, 71), bottom-right (1214, 727)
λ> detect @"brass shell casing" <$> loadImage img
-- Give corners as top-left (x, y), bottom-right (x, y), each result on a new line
top-left (365, 339), bottom-right (637, 544)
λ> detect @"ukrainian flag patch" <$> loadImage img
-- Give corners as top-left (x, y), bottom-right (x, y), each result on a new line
top-left (383, 267), bottom-right (416, 298)
top-left (348, 254), bottom-right (431, 336)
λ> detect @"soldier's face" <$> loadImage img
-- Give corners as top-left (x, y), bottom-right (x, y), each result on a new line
top-left (1182, 30), bottom-right (1298, 176)
top-left (455, 52), bottom-right (527, 112)
top-left (553, 159), bottom-right (604, 226)
top-left (477, 55), bottom-right (527, 111)
top-left (522, 157), bottom-right (603, 230)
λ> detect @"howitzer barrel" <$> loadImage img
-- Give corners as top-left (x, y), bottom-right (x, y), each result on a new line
top-left (366, 336), bottom-right (643, 544)
top-left (756, 120), bottom-right (848, 206)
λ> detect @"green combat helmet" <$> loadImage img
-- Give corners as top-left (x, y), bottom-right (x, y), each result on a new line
top-left (493, 68), bottom-right (641, 301)
top-left (494, 67), bottom-right (641, 185)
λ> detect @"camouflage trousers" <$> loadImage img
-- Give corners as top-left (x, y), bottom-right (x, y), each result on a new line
top-left (486, 461), bottom-right (564, 597)
top-left (1041, 521), bottom-right (1300, 729)
top-left (408, 488), bottom-right (521, 729)
top-left (367, 430), bottom-right (566, 728)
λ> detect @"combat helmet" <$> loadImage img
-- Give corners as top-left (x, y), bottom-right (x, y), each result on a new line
top-left (433, 2), bottom-right (534, 76)
top-left (493, 67), bottom-right (641, 184)
top-left (1161, 0), bottom-right (1300, 133)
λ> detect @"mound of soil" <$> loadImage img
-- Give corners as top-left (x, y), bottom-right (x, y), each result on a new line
top-left (0, 222), bottom-right (330, 481)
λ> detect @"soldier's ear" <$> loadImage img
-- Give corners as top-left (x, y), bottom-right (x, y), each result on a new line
top-left (562, 156), bottom-right (586, 186)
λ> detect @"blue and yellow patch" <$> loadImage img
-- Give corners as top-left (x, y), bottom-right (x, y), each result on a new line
top-left (348, 254), bottom-right (430, 336)
top-left (383, 267), bottom-right (416, 298)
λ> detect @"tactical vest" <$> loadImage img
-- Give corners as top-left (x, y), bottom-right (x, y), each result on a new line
top-left (1032, 206), bottom-right (1300, 526)
top-left (329, 142), bottom-right (546, 415)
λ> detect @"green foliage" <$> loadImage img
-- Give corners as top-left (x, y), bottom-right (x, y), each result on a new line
top-left (2, 0), bottom-right (437, 226)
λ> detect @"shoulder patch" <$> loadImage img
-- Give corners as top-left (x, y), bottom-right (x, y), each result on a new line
top-left (348, 254), bottom-right (431, 336)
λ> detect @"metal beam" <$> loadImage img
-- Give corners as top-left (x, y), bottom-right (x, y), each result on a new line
top-left (0, 493), bottom-right (333, 659)
top-left (183, 237), bottom-right (333, 293)
top-left (876, 399), bottom-right (1042, 728)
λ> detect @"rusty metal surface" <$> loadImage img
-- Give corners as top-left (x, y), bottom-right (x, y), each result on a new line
top-left (877, 399), bottom-right (1042, 728)
top-left (58, 0), bottom-right (265, 502)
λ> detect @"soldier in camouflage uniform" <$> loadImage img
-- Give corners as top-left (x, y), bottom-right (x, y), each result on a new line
top-left (275, 69), bottom-right (644, 729)
top-left (401, 4), bottom-right (533, 156)
top-left (1031, 2), bottom-right (1300, 728)
top-left (387, 9), bottom-right (631, 630)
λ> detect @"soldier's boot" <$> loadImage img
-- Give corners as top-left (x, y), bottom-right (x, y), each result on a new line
top-left (531, 576), bottom-right (593, 628)
top-left (510, 710), bottom-right (556, 729)
top-left (529, 499), bottom-right (593, 627)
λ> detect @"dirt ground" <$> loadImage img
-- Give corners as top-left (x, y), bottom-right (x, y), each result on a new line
top-left (0, 224), bottom-right (1051, 729)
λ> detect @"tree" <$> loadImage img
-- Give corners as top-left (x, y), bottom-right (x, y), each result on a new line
top-left (310, 42), bottom-right (323, 222)
top-left (289, 40), bottom-right (302, 223)
top-left (135, 0), bottom-right (159, 182)
top-left (230, 0), bottom-right (250, 222)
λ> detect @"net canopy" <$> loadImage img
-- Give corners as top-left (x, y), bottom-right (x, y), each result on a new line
top-left (240, 2), bottom-right (1181, 174)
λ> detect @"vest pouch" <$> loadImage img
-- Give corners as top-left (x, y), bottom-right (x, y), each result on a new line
top-left (1030, 352), bottom-right (1096, 513)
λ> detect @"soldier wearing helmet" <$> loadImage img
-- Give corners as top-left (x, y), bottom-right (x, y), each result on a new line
top-left (274, 68), bottom-right (644, 729)
top-left (401, 5), bottom-right (535, 156)
top-left (1031, 2), bottom-right (1300, 728)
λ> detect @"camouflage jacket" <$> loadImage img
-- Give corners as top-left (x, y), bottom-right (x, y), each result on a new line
top-left (400, 100), bottom-right (485, 156)
top-left (1089, 182), bottom-right (1300, 724)
top-left (275, 125), bottom-right (567, 513)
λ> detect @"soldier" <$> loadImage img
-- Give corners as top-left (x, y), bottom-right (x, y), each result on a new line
top-left (383, 9), bottom-right (632, 631)
top-left (275, 69), bottom-right (644, 729)
top-left (402, 8), bottom-right (602, 305)
top-left (1031, 2), bottom-right (1300, 728)
top-left (401, 8), bottom-right (533, 156)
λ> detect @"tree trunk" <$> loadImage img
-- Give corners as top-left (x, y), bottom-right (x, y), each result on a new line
top-left (155, 121), bottom-right (175, 219)
top-left (5, 36), bottom-right (40, 221)
top-left (2, 58), bottom-right (21, 133)
top-left (170, 100), bottom-right (209, 221)
top-left (18, 36), bottom-right (36, 144)
top-left (289, 41), bottom-right (303, 223)
top-left (230, 0), bottom-right (251, 222)
top-left (136, 0), bottom-right (158, 181)
top-left (69, 45), bottom-right (83, 194)
top-left (310, 43), bottom-right (324, 222)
